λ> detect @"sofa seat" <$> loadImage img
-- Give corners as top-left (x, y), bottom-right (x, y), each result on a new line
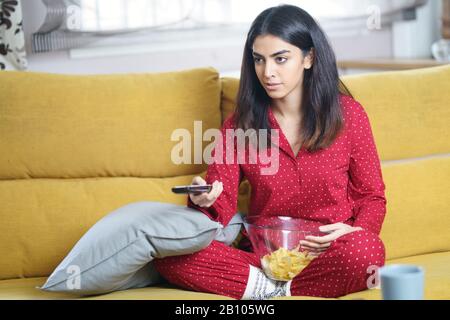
top-left (0, 277), bottom-right (233, 300)
top-left (1, 251), bottom-right (448, 300)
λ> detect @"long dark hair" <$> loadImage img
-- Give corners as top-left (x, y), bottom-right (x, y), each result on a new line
top-left (235, 5), bottom-right (352, 152)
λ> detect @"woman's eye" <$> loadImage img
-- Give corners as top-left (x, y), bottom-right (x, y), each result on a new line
top-left (253, 57), bottom-right (287, 64)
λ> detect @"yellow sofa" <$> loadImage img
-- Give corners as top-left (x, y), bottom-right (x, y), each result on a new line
top-left (0, 65), bottom-right (449, 300)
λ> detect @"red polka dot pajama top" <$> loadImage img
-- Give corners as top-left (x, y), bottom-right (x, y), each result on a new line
top-left (154, 95), bottom-right (387, 299)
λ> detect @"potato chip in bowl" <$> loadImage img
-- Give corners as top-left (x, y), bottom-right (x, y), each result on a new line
top-left (261, 245), bottom-right (316, 281)
top-left (243, 216), bottom-right (323, 281)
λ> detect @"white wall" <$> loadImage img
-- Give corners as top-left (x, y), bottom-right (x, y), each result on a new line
top-left (21, 0), bottom-right (440, 75)
top-left (393, 0), bottom-right (442, 58)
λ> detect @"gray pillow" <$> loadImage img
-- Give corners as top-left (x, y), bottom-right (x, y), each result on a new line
top-left (38, 201), bottom-right (243, 296)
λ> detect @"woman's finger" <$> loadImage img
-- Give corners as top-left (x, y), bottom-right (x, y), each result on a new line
top-left (190, 193), bottom-right (202, 205)
top-left (303, 245), bottom-right (328, 251)
top-left (191, 189), bottom-right (206, 200)
top-left (307, 250), bottom-right (323, 255)
top-left (306, 246), bottom-right (330, 256)
top-left (300, 243), bottom-right (316, 250)
top-left (308, 252), bottom-right (320, 258)
top-left (304, 249), bottom-right (325, 255)
top-left (199, 181), bottom-right (222, 207)
top-left (213, 181), bottom-right (223, 199)
top-left (300, 240), bottom-right (331, 249)
top-left (319, 223), bottom-right (344, 233)
top-left (305, 230), bottom-right (343, 244)
top-left (195, 192), bottom-right (213, 207)
top-left (206, 181), bottom-right (220, 201)
top-left (192, 176), bottom-right (207, 186)
top-left (214, 182), bottom-right (223, 201)
top-left (189, 177), bottom-right (210, 204)
top-left (302, 240), bottom-right (331, 248)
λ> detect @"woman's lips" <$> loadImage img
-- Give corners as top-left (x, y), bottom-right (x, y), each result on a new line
top-left (265, 83), bottom-right (282, 91)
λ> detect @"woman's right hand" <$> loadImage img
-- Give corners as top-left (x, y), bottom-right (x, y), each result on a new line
top-left (189, 176), bottom-right (223, 208)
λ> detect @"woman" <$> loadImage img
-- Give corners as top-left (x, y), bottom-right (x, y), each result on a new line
top-left (154, 4), bottom-right (386, 300)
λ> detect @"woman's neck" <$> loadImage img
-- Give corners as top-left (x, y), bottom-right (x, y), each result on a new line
top-left (271, 88), bottom-right (303, 122)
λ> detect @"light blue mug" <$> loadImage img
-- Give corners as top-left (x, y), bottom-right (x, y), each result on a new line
top-left (379, 264), bottom-right (425, 300)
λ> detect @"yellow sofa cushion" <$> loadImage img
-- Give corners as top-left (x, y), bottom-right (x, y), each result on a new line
top-left (0, 68), bottom-right (221, 179)
top-left (341, 65), bottom-right (450, 161)
top-left (220, 77), bottom-right (240, 123)
top-left (381, 157), bottom-right (450, 260)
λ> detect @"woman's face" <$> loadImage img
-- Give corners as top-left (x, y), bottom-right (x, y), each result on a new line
top-left (252, 34), bottom-right (313, 100)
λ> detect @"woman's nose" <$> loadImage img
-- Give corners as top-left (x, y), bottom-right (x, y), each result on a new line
top-left (264, 62), bottom-right (276, 79)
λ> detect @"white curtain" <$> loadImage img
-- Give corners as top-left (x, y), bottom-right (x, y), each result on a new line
top-left (298, 0), bottom-right (427, 18)
top-left (32, 0), bottom-right (428, 53)
top-left (71, 0), bottom-right (429, 29)
top-left (0, 0), bottom-right (27, 70)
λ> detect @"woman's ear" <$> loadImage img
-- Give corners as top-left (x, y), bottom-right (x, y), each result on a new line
top-left (304, 48), bottom-right (315, 70)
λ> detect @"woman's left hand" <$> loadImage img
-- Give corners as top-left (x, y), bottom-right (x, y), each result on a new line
top-left (300, 223), bottom-right (363, 256)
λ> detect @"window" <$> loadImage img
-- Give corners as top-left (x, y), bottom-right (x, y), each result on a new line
top-left (75, 0), bottom-right (426, 31)
top-left (33, 0), bottom-right (427, 53)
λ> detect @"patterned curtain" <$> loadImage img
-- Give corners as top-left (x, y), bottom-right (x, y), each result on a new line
top-left (0, 0), bottom-right (27, 70)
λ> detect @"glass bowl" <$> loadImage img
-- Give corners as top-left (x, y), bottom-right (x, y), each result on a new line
top-left (243, 215), bottom-right (323, 281)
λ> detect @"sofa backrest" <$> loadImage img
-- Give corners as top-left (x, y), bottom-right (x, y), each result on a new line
top-left (0, 68), bottom-right (221, 280)
top-left (222, 65), bottom-right (450, 260)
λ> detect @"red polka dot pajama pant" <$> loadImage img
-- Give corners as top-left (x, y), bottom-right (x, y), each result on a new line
top-left (153, 229), bottom-right (385, 299)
